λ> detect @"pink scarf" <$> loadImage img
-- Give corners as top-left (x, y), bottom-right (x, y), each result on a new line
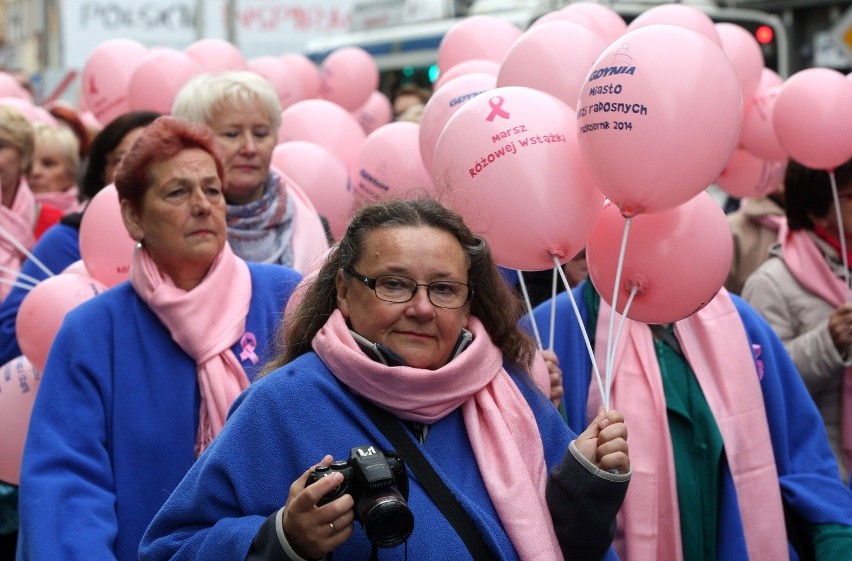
top-left (130, 242), bottom-right (253, 456)
top-left (34, 187), bottom-right (83, 215)
top-left (590, 290), bottom-right (788, 561)
top-left (0, 178), bottom-right (36, 301)
top-left (780, 222), bottom-right (852, 470)
top-left (313, 310), bottom-right (563, 561)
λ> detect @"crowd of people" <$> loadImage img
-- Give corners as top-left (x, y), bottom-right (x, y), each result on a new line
top-left (0, 56), bottom-right (851, 561)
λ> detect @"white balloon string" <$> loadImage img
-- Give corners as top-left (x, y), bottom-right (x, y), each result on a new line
top-left (553, 255), bottom-right (606, 410)
top-left (548, 265), bottom-right (558, 350)
top-left (0, 265), bottom-right (39, 287)
top-left (516, 270), bottom-right (543, 350)
top-left (605, 216), bottom-right (632, 410)
top-left (0, 276), bottom-right (35, 291)
top-left (607, 285), bottom-right (639, 406)
top-left (828, 171), bottom-right (851, 300)
top-left (0, 223), bottom-right (55, 278)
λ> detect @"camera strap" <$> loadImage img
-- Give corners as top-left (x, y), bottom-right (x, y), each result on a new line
top-left (358, 397), bottom-right (496, 561)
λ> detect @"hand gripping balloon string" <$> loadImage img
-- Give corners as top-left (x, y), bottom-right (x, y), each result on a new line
top-left (829, 171), bottom-right (851, 301)
top-left (605, 217), bottom-right (632, 410)
top-left (485, 96), bottom-right (510, 122)
top-left (0, 224), bottom-right (54, 278)
top-left (552, 255), bottom-right (605, 411)
top-left (516, 270), bottom-right (543, 350)
top-left (0, 266), bottom-right (40, 288)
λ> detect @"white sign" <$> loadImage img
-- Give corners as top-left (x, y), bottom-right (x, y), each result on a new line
top-left (830, 5), bottom-right (852, 59)
top-left (348, 0), bottom-right (451, 31)
top-left (60, 0), bottom-right (355, 70)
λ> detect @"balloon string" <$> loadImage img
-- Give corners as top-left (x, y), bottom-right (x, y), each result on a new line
top-left (0, 277), bottom-right (36, 291)
top-left (828, 171), bottom-right (851, 300)
top-left (0, 223), bottom-right (54, 278)
top-left (0, 265), bottom-right (39, 287)
top-left (553, 255), bottom-right (606, 410)
top-left (605, 216), bottom-right (632, 410)
top-left (549, 265), bottom-right (558, 350)
top-left (516, 270), bottom-right (543, 350)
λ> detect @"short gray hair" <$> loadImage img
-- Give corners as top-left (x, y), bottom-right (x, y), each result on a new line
top-left (171, 71), bottom-right (281, 131)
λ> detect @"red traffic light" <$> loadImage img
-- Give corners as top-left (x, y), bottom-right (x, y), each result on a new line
top-left (755, 25), bottom-right (774, 44)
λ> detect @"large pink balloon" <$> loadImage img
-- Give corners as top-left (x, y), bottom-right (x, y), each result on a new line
top-left (127, 49), bottom-right (203, 114)
top-left (351, 90), bottom-right (393, 135)
top-left (281, 53), bottom-right (321, 100)
top-left (497, 21), bottom-right (608, 109)
top-left (715, 22), bottom-right (764, 102)
top-left (419, 72), bottom-right (496, 174)
top-left (81, 39), bottom-right (149, 125)
top-left (278, 99), bottom-right (366, 170)
top-left (248, 56), bottom-right (304, 110)
top-left (576, 25), bottom-right (742, 216)
top-left (79, 184), bottom-right (136, 287)
top-left (438, 16), bottom-right (523, 74)
top-left (318, 47), bottom-right (379, 111)
top-left (271, 141), bottom-right (353, 240)
top-left (0, 356), bottom-right (40, 484)
top-left (432, 86), bottom-right (605, 271)
top-left (0, 72), bottom-right (33, 102)
top-left (0, 98), bottom-right (58, 127)
top-left (16, 273), bottom-right (107, 370)
top-left (433, 59), bottom-right (500, 91)
top-left (351, 122), bottom-right (434, 203)
top-left (716, 148), bottom-right (787, 199)
top-left (185, 38), bottom-right (247, 72)
top-left (587, 191), bottom-right (732, 324)
top-left (739, 84), bottom-right (787, 161)
top-left (772, 67), bottom-right (852, 171)
top-left (626, 4), bottom-right (721, 45)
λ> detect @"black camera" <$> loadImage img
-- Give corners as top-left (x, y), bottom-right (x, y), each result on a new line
top-left (305, 445), bottom-right (414, 548)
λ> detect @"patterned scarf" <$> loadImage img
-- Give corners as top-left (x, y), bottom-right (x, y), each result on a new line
top-left (313, 310), bottom-right (564, 561)
top-left (226, 172), bottom-right (294, 267)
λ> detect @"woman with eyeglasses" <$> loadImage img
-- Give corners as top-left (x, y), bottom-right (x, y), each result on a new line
top-left (140, 198), bottom-right (631, 561)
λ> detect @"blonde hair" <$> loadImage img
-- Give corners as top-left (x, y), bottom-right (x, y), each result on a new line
top-left (0, 105), bottom-right (35, 171)
top-left (171, 71), bottom-right (281, 131)
top-left (33, 122), bottom-right (81, 175)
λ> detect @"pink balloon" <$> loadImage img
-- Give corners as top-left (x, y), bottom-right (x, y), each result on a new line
top-left (271, 141), bottom-right (353, 240)
top-left (79, 184), bottom-right (136, 287)
top-left (127, 49), bottom-right (203, 114)
top-left (438, 16), bottom-right (523, 74)
top-left (558, 3), bottom-right (627, 43)
top-left (419, 72), bottom-right (496, 174)
top-left (81, 39), bottom-right (149, 126)
top-left (60, 259), bottom-right (90, 276)
top-left (715, 23), bottom-right (764, 102)
top-left (0, 98), bottom-right (58, 127)
top-left (248, 56), bottom-right (304, 110)
top-left (739, 85), bottom-right (787, 161)
top-left (278, 99), bottom-right (366, 170)
top-left (626, 4), bottom-right (721, 46)
top-left (497, 21), bottom-right (608, 109)
top-left (0, 72), bottom-right (33, 102)
top-left (433, 59), bottom-right (500, 91)
top-left (587, 192), bottom-right (732, 324)
top-left (432, 86), bottom-right (605, 271)
top-left (185, 38), bottom-right (247, 72)
top-left (772, 67), bottom-right (852, 171)
top-left (318, 47), bottom-right (379, 111)
top-left (0, 356), bottom-right (40, 484)
top-left (576, 25), bottom-right (742, 216)
top-left (716, 148), bottom-right (787, 199)
top-left (281, 53), bottom-right (321, 99)
top-left (351, 122), bottom-right (434, 203)
top-left (351, 90), bottom-right (393, 134)
top-left (16, 273), bottom-right (107, 371)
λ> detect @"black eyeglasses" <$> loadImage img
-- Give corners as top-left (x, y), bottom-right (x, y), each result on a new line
top-left (345, 268), bottom-right (473, 309)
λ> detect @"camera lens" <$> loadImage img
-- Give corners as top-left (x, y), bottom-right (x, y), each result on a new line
top-left (358, 492), bottom-right (414, 548)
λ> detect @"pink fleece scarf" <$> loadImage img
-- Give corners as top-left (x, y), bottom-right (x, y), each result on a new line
top-left (781, 222), bottom-right (852, 470)
top-left (34, 186), bottom-right (83, 215)
top-left (590, 290), bottom-right (788, 561)
top-left (130, 242), bottom-right (253, 456)
top-left (312, 310), bottom-right (563, 561)
top-left (0, 178), bottom-right (36, 301)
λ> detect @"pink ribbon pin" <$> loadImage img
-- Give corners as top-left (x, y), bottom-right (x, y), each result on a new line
top-left (751, 344), bottom-right (764, 381)
top-left (486, 96), bottom-right (510, 122)
top-left (240, 332), bottom-right (259, 365)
